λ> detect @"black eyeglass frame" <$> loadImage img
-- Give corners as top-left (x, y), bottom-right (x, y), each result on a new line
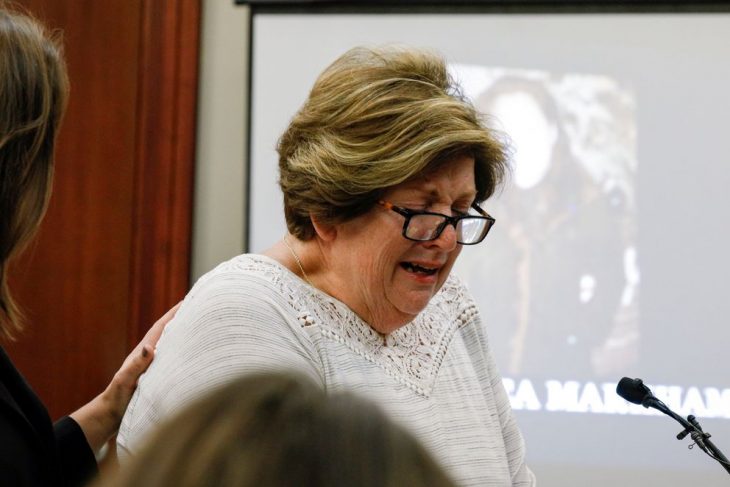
top-left (379, 200), bottom-right (496, 245)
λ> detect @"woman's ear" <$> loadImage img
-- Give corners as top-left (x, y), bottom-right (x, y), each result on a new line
top-left (310, 214), bottom-right (337, 242)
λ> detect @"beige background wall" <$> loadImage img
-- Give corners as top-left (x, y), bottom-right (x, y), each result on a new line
top-left (192, 1), bottom-right (249, 281)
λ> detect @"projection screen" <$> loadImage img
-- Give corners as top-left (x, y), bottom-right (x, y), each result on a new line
top-left (242, 3), bottom-right (730, 485)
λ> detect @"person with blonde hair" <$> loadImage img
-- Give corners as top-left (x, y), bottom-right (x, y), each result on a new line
top-left (120, 46), bottom-right (535, 486)
top-left (0, 6), bottom-right (177, 486)
top-left (105, 372), bottom-right (457, 487)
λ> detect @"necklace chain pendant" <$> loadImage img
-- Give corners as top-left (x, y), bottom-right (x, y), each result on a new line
top-left (283, 235), bottom-right (314, 288)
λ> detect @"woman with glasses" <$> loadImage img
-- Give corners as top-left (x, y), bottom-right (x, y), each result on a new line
top-left (119, 46), bottom-right (534, 486)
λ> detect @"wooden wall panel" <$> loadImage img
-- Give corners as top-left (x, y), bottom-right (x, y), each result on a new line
top-left (129, 0), bottom-right (199, 345)
top-left (5, 0), bottom-right (200, 422)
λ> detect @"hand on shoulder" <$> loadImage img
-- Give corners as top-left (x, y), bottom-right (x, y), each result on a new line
top-left (70, 302), bottom-right (180, 453)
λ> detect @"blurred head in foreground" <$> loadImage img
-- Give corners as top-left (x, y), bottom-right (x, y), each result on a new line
top-left (106, 372), bottom-right (456, 487)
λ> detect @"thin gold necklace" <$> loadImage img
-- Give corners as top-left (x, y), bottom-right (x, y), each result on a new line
top-left (283, 235), bottom-right (314, 287)
top-left (283, 236), bottom-right (387, 345)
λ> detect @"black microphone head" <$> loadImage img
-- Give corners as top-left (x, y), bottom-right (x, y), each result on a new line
top-left (616, 377), bottom-right (652, 405)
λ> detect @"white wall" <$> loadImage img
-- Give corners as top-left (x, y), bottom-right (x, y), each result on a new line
top-left (191, 0), bottom-right (249, 281)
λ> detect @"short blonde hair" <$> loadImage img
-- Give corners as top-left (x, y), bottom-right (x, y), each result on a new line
top-left (278, 46), bottom-right (507, 240)
top-left (0, 6), bottom-right (69, 340)
top-left (104, 372), bottom-right (456, 487)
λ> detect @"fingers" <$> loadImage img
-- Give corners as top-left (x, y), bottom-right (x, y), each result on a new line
top-left (119, 301), bottom-right (181, 387)
top-left (99, 343), bottom-right (156, 433)
top-left (95, 302), bottom-right (183, 436)
top-left (115, 344), bottom-right (156, 390)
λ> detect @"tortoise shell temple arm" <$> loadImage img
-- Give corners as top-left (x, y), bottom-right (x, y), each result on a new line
top-left (379, 200), bottom-right (412, 218)
top-left (471, 203), bottom-right (494, 220)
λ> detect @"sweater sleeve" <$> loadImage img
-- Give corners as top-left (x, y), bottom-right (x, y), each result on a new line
top-left (459, 279), bottom-right (536, 486)
top-left (486, 348), bottom-right (536, 486)
top-left (117, 259), bottom-right (325, 459)
top-left (54, 416), bottom-right (98, 487)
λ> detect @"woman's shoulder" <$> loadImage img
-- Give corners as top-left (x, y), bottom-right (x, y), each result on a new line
top-left (149, 254), bottom-right (303, 351)
top-left (171, 253), bottom-right (322, 340)
top-left (200, 253), bottom-right (286, 281)
top-left (190, 253), bottom-right (298, 298)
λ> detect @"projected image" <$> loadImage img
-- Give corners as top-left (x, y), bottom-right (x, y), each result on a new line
top-left (452, 65), bottom-right (639, 382)
top-left (248, 13), bottom-right (730, 483)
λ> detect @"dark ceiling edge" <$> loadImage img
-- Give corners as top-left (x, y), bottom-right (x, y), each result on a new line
top-left (233, 0), bottom-right (730, 13)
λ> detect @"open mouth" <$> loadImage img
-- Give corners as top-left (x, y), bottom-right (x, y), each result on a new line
top-left (401, 262), bottom-right (438, 276)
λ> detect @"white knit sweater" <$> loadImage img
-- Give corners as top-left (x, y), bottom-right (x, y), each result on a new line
top-left (118, 254), bottom-right (535, 486)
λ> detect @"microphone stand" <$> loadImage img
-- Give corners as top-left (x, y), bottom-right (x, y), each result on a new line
top-left (647, 397), bottom-right (730, 476)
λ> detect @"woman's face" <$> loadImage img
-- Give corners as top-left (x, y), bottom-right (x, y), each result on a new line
top-left (323, 154), bottom-right (476, 334)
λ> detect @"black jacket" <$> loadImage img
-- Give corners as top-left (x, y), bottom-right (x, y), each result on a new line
top-left (0, 347), bottom-right (97, 486)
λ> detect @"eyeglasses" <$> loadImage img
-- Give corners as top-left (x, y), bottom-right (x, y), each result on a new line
top-left (379, 200), bottom-right (495, 245)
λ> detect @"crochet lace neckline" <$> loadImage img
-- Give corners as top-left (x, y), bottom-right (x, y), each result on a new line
top-left (227, 254), bottom-right (477, 396)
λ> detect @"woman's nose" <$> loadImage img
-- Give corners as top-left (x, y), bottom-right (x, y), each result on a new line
top-left (424, 223), bottom-right (458, 252)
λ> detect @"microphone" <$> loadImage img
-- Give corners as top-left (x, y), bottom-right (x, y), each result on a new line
top-left (615, 377), bottom-right (665, 411)
top-left (616, 376), bottom-right (730, 475)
